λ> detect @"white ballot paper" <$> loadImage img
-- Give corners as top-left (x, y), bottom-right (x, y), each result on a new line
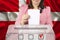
top-left (28, 9), bottom-right (40, 25)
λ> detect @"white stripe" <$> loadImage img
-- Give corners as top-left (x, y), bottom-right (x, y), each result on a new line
top-left (51, 12), bottom-right (60, 21)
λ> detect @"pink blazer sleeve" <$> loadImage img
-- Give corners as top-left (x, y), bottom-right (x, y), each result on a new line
top-left (15, 5), bottom-right (28, 25)
top-left (46, 7), bottom-right (53, 27)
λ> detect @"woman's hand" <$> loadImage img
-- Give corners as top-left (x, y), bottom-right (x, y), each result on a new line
top-left (20, 14), bottom-right (30, 25)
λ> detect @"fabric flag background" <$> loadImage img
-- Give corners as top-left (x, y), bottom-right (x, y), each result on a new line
top-left (0, 0), bottom-right (60, 40)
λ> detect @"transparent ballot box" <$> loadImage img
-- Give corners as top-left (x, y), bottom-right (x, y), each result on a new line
top-left (6, 25), bottom-right (55, 40)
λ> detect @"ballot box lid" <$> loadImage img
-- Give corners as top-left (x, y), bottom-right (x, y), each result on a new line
top-left (7, 25), bottom-right (53, 34)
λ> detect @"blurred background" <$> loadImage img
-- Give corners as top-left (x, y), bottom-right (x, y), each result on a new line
top-left (0, 0), bottom-right (60, 40)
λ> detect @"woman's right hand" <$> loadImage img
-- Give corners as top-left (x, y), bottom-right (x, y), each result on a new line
top-left (20, 14), bottom-right (30, 25)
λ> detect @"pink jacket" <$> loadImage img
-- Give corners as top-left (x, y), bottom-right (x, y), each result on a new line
top-left (15, 4), bottom-right (53, 27)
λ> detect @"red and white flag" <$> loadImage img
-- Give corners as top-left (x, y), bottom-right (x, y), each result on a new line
top-left (0, 0), bottom-right (60, 40)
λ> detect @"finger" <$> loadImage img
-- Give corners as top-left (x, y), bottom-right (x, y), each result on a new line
top-left (23, 14), bottom-right (30, 20)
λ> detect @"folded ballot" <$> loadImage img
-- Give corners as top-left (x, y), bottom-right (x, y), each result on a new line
top-left (28, 9), bottom-right (40, 25)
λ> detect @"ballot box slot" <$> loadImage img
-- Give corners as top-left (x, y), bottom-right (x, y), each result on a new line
top-left (14, 27), bottom-right (47, 30)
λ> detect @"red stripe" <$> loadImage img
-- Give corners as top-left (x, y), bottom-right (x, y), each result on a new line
top-left (44, 0), bottom-right (60, 12)
top-left (0, 0), bottom-right (19, 12)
